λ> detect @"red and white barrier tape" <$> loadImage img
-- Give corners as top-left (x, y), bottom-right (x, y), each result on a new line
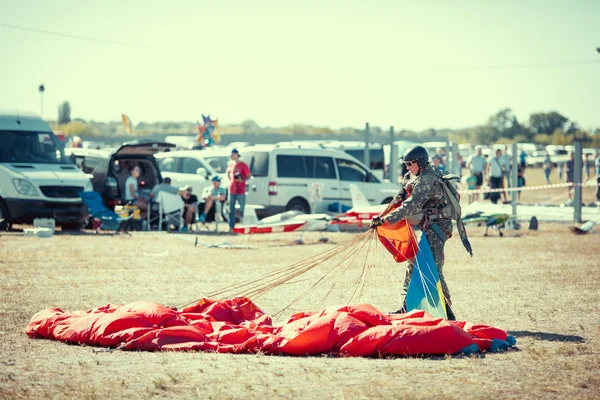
top-left (457, 177), bottom-right (599, 195)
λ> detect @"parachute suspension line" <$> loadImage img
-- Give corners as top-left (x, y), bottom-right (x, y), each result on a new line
top-left (273, 230), bottom-right (375, 318)
top-left (347, 229), bottom-right (378, 304)
top-left (177, 232), bottom-right (370, 309)
top-left (317, 229), bottom-right (376, 307)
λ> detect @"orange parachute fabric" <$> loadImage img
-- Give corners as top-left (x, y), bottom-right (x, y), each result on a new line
top-left (376, 219), bottom-right (418, 263)
top-left (374, 194), bottom-right (418, 263)
top-left (25, 298), bottom-right (515, 356)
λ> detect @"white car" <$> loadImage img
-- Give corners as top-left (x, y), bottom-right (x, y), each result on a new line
top-left (154, 150), bottom-right (225, 197)
top-left (215, 145), bottom-right (400, 218)
top-left (0, 110), bottom-right (93, 230)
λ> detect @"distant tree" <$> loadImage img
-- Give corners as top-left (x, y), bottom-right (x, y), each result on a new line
top-left (487, 108), bottom-right (527, 141)
top-left (58, 101), bottom-right (71, 124)
top-left (241, 119), bottom-right (260, 133)
top-left (528, 112), bottom-right (568, 135)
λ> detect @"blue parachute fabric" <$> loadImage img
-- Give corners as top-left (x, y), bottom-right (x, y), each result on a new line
top-left (489, 336), bottom-right (517, 352)
top-left (405, 234), bottom-right (448, 319)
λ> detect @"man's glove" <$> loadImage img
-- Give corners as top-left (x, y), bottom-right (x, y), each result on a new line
top-left (371, 216), bottom-right (384, 228)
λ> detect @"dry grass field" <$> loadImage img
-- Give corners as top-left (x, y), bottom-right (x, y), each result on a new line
top-left (1, 220), bottom-right (599, 399)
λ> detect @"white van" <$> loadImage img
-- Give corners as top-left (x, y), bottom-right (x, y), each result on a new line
top-left (0, 111), bottom-right (93, 230)
top-left (231, 145), bottom-right (399, 218)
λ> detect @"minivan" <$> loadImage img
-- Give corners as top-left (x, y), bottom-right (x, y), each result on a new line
top-left (203, 145), bottom-right (399, 218)
top-left (0, 111), bottom-right (92, 230)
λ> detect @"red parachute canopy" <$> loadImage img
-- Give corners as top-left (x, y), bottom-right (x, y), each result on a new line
top-left (26, 298), bottom-right (514, 356)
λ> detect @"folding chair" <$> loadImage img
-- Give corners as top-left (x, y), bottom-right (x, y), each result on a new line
top-left (195, 187), bottom-right (228, 232)
top-left (79, 191), bottom-right (132, 234)
top-left (156, 191), bottom-right (184, 232)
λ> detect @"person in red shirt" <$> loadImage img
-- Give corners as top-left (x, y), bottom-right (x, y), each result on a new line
top-left (226, 148), bottom-right (251, 231)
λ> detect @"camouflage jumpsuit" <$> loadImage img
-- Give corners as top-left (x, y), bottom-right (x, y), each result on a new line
top-left (384, 164), bottom-right (453, 305)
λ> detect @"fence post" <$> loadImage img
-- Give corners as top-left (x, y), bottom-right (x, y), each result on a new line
top-left (574, 140), bottom-right (583, 223)
top-left (511, 143), bottom-right (518, 217)
top-left (364, 122), bottom-right (370, 170)
top-left (451, 142), bottom-right (459, 177)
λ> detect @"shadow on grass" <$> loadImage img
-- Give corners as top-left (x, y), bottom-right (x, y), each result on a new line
top-left (510, 330), bottom-right (585, 343)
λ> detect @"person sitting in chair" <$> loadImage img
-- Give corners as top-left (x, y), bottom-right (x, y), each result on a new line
top-left (180, 185), bottom-right (198, 233)
top-left (198, 176), bottom-right (227, 223)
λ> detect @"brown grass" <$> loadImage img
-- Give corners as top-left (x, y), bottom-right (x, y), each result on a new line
top-left (0, 221), bottom-right (599, 399)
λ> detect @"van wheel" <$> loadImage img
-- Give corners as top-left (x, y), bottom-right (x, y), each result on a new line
top-left (0, 199), bottom-right (11, 231)
top-left (382, 197), bottom-right (393, 205)
top-left (286, 198), bottom-right (310, 214)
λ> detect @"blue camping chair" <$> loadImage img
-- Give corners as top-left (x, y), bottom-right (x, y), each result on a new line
top-left (79, 191), bottom-right (132, 234)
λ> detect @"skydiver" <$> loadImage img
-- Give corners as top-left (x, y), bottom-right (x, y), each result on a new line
top-left (372, 146), bottom-right (471, 321)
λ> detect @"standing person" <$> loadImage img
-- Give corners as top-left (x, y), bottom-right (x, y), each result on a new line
top-left (456, 154), bottom-right (463, 178)
top-left (124, 165), bottom-right (148, 220)
top-left (543, 154), bottom-right (553, 184)
top-left (432, 155), bottom-right (445, 173)
top-left (198, 176), bottom-right (228, 223)
top-left (371, 146), bottom-right (472, 321)
top-left (558, 161), bottom-right (565, 181)
top-left (467, 146), bottom-right (486, 201)
top-left (595, 150), bottom-right (600, 205)
top-left (226, 148), bottom-right (251, 232)
top-left (487, 149), bottom-right (505, 204)
top-left (517, 165), bottom-right (525, 203)
top-left (565, 152), bottom-right (575, 200)
top-left (519, 149), bottom-right (527, 173)
top-left (584, 154), bottom-right (592, 181)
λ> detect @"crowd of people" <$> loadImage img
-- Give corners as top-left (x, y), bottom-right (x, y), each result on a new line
top-left (122, 148), bottom-right (251, 232)
top-left (431, 146), bottom-right (600, 204)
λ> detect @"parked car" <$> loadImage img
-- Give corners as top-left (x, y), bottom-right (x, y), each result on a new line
top-left (233, 145), bottom-right (399, 218)
top-left (0, 110), bottom-right (93, 230)
top-left (66, 142), bottom-right (174, 209)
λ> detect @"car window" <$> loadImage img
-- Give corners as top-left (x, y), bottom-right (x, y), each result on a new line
top-left (203, 156), bottom-right (229, 174)
top-left (243, 151), bottom-right (269, 177)
top-left (305, 156), bottom-right (337, 179)
top-left (181, 157), bottom-right (204, 174)
top-left (345, 149), bottom-right (385, 170)
top-left (336, 158), bottom-right (368, 182)
top-left (158, 157), bottom-right (179, 173)
top-left (276, 155), bottom-right (306, 178)
top-left (0, 131), bottom-right (70, 164)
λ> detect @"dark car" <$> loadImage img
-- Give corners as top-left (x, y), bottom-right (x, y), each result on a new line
top-left (67, 142), bottom-right (175, 209)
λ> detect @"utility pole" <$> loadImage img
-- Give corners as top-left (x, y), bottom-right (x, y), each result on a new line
top-left (38, 84), bottom-right (45, 118)
top-left (389, 126), bottom-right (398, 184)
top-left (364, 122), bottom-right (370, 170)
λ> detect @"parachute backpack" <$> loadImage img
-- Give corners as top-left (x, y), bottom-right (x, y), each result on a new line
top-left (438, 173), bottom-right (473, 257)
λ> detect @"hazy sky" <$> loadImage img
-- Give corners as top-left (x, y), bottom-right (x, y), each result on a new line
top-left (1, 0), bottom-right (599, 131)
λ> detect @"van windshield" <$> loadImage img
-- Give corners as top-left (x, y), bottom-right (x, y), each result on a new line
top-left (0, 131), bottom-right (70, 164)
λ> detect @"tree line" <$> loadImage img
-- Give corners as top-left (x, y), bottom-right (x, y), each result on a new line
top-left (49, 101), bottom-right (600, 147)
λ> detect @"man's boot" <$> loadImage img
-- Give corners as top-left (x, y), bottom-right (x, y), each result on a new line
top-left (445, 305), bottom-right (456, 321)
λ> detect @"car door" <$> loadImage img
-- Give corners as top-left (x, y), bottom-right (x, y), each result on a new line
top-left (305, 155), bottom-right (341, 213)
top-left (156, 156), bottom-right (183, 188)
top-left (179, 157), bottom-right (211, 196)
top-left (335, 157), bottom-right (378, 208)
